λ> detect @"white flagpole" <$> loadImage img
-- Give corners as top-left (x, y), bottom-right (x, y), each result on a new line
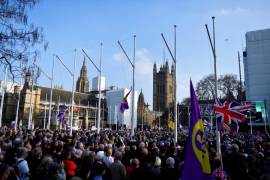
top-left (70, 49), bottom-right (77, 135)
top-left (95, 102), bottom-right (97, 127)
top-left (205, 16), bottom-right (223, 168)
top-left (0, 67), bottom-right (7, 127)
top-left (44, 93), bottom-right (47, 129)
top-left (117, 36), bottom-right (136, 136)
top-left (47, 55), bottom-right (54, 130)
top-left (28, 68), bottom-right (34, 130)
top-left (109, 105), bottom-right (111, 129)
top-left (56, 96), bottom-right (60, 129)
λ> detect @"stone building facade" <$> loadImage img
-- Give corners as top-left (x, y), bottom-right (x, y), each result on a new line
top-left (153, 61), bottom-right (175, 112)
top-left (2, 61), bottom-right (106, 129)
top-left (137, 90), bottom-right (162, 129)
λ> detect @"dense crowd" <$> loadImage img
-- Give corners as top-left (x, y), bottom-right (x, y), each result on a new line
top-left (0, 127), bottom-right (269, 180)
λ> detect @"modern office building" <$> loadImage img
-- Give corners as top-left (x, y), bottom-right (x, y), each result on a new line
top-left (92, 76), bottom-right (106, 91)
top-left (243, 28), bottom-right (270, 122)
top-left (106, 88), bottom-right (138, 128)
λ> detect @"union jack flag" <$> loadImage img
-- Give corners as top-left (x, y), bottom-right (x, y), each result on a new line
top-left (214, 101), bottom-right (247, 131)
top-left (57, 104), bottom-right (67, 123)
top-left (234, 101), bottom-right (256, 112)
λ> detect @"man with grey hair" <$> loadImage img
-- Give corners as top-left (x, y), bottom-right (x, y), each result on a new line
top-left (109, 151), bottom-right (126, 180)
top-left (160, 157), bottom-right (179, 180)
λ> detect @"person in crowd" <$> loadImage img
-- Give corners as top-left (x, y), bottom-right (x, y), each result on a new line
top-left (109, 151), bottom-right (126, 180)
top-left (0, 127), bottom-right (268, 180)
top-left (16, 147), bottom-right (30, 180)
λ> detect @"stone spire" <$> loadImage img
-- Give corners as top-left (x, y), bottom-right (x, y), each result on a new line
top-left (24, 68), bottom-right (32, 89)
top-left (76, 56), bottom-right (89, 93)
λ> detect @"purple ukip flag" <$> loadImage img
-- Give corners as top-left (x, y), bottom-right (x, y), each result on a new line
top-left (120, 89), bottom-right (132, 113)
top-left (182, 81), bottom-right (212, 180)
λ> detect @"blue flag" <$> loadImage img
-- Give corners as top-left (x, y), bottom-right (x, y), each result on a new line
top-left (182, 81), bottom-right (212, 180)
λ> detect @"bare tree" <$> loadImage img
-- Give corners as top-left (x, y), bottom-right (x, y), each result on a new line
top-left (218, 74), bottom-right (239, 100)
top-left (195, 74), bottom-right (240, 101)
top-left (0, 0), bottom-right (47, 80)
top-left (196, 74), bottom-right (216, 100)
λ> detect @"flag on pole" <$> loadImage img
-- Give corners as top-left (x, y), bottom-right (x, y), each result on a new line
top-left (169, 119), bottom-right (174, 130)
top-left (120, 88), bottom-right (132, 113)
top-left (182, 81), bottom-right (211, 180)
top-left (214, 101), bottom-right (248, 132)
top-left (57, 104), bottom-right (67, 123)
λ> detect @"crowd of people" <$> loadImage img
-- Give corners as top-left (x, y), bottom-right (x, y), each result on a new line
top-left (0, 127), bottom-right (269, 180)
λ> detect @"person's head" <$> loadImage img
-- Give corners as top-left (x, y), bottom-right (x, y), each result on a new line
top-left (131, 158), bottom-right (140, 168)
top-left (105, 147), bottom-right (113, 157)
top-left (40, 155), bottom-right (54, 169)
top-left (166, 157), bottom-right (175, 168)
top-left (32, 147), bottom-right (43, 160)
top-left (94, 161), bottom-right (106, 176)
top-left (141, 147), bottom-right (148, 158)
top-left (17, 147), bottom-right (28, 159)
top-left (0, 164), bottom-right (10, 180)
top-left (96, 151), bottom-right (105, 160)
top-left (154, 157), bottom-right (161, 167)
top-left (114, 151), bottom-right (122, 161)
top-left (139, 142), bottom-right (145, 149)
top-left (0, 153), bottom-right (4, 162)
top-left (48, 162), bottom-right (61, 178)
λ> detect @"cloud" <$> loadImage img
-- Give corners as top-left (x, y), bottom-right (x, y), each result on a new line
top-left (113, 52), bottom-right (125, 62)
top-left (113, 48), bottom-right (154, 76)
top-left (135, 48), bottom-right (153, 76)
top-left (219, 7), bottom-right (248, 16)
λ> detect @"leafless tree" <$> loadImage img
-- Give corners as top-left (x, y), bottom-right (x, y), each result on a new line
top-left (0, 0), bottom-right (47, 81)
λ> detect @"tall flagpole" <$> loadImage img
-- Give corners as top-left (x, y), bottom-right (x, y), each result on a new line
top-left (57, 96), bottom-right (60, 129)
top-left (82, 45), bottom-right (102, 133)
top-left (95, 102), bottom-right (97, 127)
top-left (28, 68), bottom-right (34, 130)
top-left (117, 35), bottom-right (136, 136)
top-left (0, 67), bottom-right (7, 127)
top-left (131, 35), bottom-right (136, 136)
top-left (205, 16), bottom-right (223, 167)
top-left (70, 49), bottom-right (77, 135)
top-left (161, 26), bottom-right (178, 145)
top-left (97, 43), bottom-right (103, 133)
top-left (15, 65), bottom-right (22, 130)
top-left (44, 93), bottom-right (47, 129)
top-left (47, 55), bottom-right (54, 129)
top-left (173, 25), bottom-right (178, 145)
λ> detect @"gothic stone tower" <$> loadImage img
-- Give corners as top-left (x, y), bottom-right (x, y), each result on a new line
top-left (153, 61), bottom-right (175, 112)
top-left (137, 90), bottom-right (145, 126)
top-left (76, 56), bottom-right (89, 93)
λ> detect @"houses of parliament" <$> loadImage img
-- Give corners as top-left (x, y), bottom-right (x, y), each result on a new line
top-left (0, 58), bottom-right (174, 129)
